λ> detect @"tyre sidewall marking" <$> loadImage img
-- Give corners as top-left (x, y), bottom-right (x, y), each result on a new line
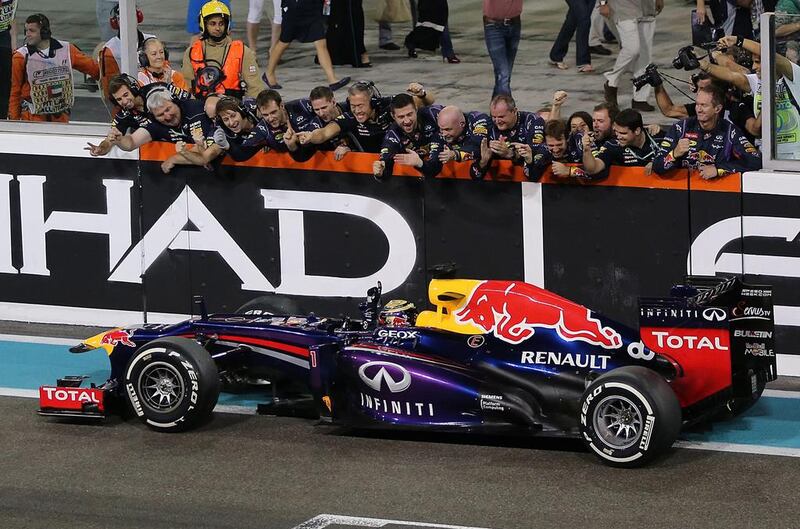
top-left (124, 346), bottom-right (198, 426)
top-left (580, 380), bottom-right (656, 463)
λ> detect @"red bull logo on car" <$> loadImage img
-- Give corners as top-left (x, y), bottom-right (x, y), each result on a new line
top-left (454, 280), bottom-right (622, 349)
top-left (99, 329), bottom-right (136, 348)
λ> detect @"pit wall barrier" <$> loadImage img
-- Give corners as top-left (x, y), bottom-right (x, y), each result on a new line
top-left (0, 130), bottom-right (798, 376)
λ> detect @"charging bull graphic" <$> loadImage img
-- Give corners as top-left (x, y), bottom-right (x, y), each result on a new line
top-left (454, 281), bottom-right (622, 349)
top-left (99, 329), bottom-right (136, 348)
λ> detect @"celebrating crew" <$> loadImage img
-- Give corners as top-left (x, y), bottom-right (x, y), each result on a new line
top-left (653, 85), bottom-right (762, 178)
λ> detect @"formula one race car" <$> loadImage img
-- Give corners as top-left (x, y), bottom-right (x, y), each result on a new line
top-left (39, 274), bottom-right (777, 467)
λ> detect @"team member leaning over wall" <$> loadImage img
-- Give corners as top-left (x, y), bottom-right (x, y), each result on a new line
top-left (653, 84), bottom-right (762, 178)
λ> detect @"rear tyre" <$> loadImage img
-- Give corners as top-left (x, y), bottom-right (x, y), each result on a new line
top-left (580, 366), bottom-right (681, 468)
top-left (124, 337), bottom-right (220, 432)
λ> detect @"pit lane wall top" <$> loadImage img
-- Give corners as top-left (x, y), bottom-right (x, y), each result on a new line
top-left (0, 131), bottom-right (797, 376)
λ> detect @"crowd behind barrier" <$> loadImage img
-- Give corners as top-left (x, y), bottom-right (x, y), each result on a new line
top-left (2, 1), bottom-right (800, 179)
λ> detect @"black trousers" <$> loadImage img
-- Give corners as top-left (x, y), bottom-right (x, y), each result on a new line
top-left (327, 0), bottom-right (366, 66)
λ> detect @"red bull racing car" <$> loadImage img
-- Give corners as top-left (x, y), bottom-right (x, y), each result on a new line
top-left (39, 275), bottom-right (776, 467)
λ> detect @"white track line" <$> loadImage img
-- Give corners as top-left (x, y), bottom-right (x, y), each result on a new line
top-left (0, 334), bottom-right (78, 346)
top-left (675, 440), bottom-right (800, 458)
top-left (291, 514), bottom-right (495, 529)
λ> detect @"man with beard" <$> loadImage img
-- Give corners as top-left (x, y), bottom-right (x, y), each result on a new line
top-left (373, 94), bottom-right (443, 180)
top-left (591, 102), bottom-right (618, 148)
top-left (653, 85), bottom-right (761, 178)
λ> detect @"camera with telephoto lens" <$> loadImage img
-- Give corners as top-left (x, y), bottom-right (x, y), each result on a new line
top-left (632, 63), bottom-right (663, 90)
top-left (672, 46), bottom-right (701, 70)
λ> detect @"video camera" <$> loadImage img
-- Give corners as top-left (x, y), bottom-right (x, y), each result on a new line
top-left (632, 64), bottom-right (663, 90)
top-left (672, 46), bottom-right (701, 70)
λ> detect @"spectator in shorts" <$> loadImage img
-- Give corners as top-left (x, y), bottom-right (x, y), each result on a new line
top-left (247, 0), bottom-right (282, 55)
top-left (264, 0), bottom-right (350, 91)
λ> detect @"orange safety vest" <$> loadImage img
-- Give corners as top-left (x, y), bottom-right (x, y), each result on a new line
top-left (188, 39), bottom-right (245, 99)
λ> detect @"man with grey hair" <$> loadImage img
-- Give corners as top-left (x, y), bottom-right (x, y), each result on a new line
top-left (99, 86), bottom-right (219, 172)
top-left (297, 80), bottom-right (433, 155)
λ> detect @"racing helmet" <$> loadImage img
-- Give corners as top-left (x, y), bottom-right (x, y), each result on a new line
top-left (199, 0), bottom-right (230, 34)
top-left (378, 299), bottom-right (417, 327)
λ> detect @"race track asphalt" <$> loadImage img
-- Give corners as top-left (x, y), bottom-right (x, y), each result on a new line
top-left (3, 394), bottom-right (800, 529)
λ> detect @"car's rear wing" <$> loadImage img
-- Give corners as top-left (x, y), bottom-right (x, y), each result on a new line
top-left (639, 275), bottom-right (777, 395)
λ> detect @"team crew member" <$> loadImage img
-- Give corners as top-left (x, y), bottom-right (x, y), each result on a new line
top-left (432, 105), bottom-right (492, 180)
top-left (86, 76), bottom-right (192, 157)
top-left (653, 85), bottom-right (761, 178)
top-left (214, 90), bottom-right (307, 161)
top-left (525, 119), bottom-right (591, 181)
top-left (373, 94), bottom-right (443, 180)
top-left (591, 103), bottom-right (618, 148)
top-left (582, 108), bottom-right (660, 178)
top-left (296, 82), bottom-right (394, 156)
top-left (211, 96), bottom-right (263, 160)
top-left (106, 87), bottom-right (217, 164)
top-left (487, 94), bottom-right (546, 168)
top-left (0, 0), bottom-right (18, 119)
top-left (182, 0), bottom-right (264, 99)
top-left (137, 38), bottom-right (189, 91)
top-left (9, 14), bottom-right (99, 122)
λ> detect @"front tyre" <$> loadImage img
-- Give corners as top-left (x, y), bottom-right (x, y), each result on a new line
top-left (580, 366), bottom-right (681, 468)
top-left (124, 337), bottom-right (221, 432)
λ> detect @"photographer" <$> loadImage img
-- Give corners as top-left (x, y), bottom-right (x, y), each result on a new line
top-left (641, 55), bottom-right (758, 142)
top-left (653, 84), bottom-right (761, 178)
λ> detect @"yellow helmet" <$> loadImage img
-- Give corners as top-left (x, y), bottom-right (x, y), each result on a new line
top-left (199, 0), bottom-right (230, 33)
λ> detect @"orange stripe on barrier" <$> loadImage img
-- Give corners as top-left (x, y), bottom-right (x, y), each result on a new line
top-left (138, 143), bottom-right (741, 192)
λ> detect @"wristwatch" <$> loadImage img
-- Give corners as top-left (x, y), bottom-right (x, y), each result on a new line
top-left (735, 35), bottom-right (744, 48)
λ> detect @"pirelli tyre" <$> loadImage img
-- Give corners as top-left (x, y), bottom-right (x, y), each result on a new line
top-left (580, 366), bottom-right (681, 468)
top-left (124, 337), bottom-right (220, 432)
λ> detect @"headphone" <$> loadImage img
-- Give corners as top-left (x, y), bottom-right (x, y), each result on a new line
top-left (110, 4), bottom-right (144, 31)
top-left (144, 84), bottom-right (177, 113)
top-left (28, 14), bottom-right (51, 40)
top-left (138, 37), bottom-right (170, 69)
top-left (108, 73), bottom-right (141, 107)
top-left (351, 80), bottom-right (381, 106)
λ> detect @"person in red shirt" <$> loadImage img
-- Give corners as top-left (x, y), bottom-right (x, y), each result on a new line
top-left (8, 14), bottom-right (99, 122)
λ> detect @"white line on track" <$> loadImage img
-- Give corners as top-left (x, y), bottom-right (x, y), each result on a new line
top-left (674, 440), bottom-right (800, 458)
top-left (290, 514), bottom-right (495, 529)
top-left (0, 334), bottom-right (78, 346)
